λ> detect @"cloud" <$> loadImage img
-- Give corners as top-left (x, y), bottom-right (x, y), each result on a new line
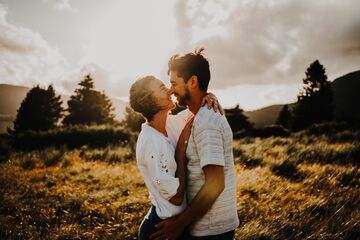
top-left (174, 0), bottom-right (360, 89)
top-left (53, 0), bottom-right (77, 13)
top-left (0, 3), bottom-right (69, 90)
top-left (59, 63), bottom-right (122, 97)
top-left (41, 0), bottom-right (77, 13)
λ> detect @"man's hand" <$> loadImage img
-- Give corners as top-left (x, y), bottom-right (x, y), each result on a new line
top-left (150, 216), bottom-right (185, 240)
top-left (201, 93), bottom-right (224, 115)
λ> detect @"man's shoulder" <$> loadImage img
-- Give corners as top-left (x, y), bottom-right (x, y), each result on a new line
top-left (195, 106), bottom-right (225, 127)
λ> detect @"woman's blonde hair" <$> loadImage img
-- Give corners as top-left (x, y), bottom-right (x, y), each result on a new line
top-left (129, 76), bottom-right (161, 121)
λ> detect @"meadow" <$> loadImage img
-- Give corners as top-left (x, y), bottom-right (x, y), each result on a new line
top-left (0, 123), bottom-right (359, 239)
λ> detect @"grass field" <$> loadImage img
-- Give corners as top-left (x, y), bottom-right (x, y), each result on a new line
top-left (0, 129), bottom-right (359, 239)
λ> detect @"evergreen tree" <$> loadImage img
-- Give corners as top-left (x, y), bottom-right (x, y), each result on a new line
top-left (225, 104), bottom-right (253, 132)
top-left (9, 85), bottom-right (63, 134)
top-left (292, 60), bottom-right (333, 130)
top-left (63, 74), bottom-right (115, 125)
top-left (276, 105), bottom-right (292, 129)
top-left (121, 106), bottom-right (145, 132)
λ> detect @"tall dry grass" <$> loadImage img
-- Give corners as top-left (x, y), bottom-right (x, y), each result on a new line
top-left (0, 124), bottom-right (359, 239)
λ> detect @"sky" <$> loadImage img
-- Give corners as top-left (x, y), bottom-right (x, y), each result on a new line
top-left (0, 0), bottom-right (359, 111)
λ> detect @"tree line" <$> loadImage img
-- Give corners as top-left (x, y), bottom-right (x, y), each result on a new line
top-left (218, 59), bottom-right (334, 135)
top-left (8, 59), bottom-right (334, 137)
top-left (8, 74), bottom-right (117, 135)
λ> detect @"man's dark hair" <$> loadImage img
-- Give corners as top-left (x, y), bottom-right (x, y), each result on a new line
top-left (168, 48), bottom-right (210, 92)
top-left (129, 76), bottom-right (161, 121)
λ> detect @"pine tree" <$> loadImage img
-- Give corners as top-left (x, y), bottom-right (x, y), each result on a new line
top-left (292, 60), bottom-right (333, 130)
top-left (9, 85), bottom-right (63, 134)
top-left (121, 106), bottom-right (145, 132)
top-left (225, 104), bottom-right (253, 132)
top-left (276, 105), bottom-right (292, 129)
top-left (63, 74), bottom-right (115, 125)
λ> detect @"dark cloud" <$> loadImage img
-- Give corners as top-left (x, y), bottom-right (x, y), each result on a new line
top-left (174, 0), bottom-right (360, 89)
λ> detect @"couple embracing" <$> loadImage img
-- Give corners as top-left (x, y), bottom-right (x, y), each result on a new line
top-left (129, 48), bottom-right (239, 240)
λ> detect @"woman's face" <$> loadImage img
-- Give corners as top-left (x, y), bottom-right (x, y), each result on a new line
top-left (148, 79), bottom-right (175, 111)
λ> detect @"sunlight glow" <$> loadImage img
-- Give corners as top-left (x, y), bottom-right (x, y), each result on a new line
top-left (79, 0), bottom-right (178, 86)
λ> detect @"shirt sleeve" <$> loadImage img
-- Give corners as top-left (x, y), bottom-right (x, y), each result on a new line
top-left (193, 124), bottom-right (225, 169)
top-left (143, 140), bottom-right (180, 200)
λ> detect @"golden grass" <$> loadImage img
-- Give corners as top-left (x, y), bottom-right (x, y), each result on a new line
top-left (0, 135), bottom-right (359, 239)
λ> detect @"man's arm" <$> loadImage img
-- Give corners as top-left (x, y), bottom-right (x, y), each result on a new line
top-left (176, 165), bottom-right (225, 223)
top-left (150, 165), bottom-right (225, 239)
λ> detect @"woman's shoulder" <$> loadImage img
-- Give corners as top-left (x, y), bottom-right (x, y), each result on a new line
top-left (137, 126), bottom-right (162, 150)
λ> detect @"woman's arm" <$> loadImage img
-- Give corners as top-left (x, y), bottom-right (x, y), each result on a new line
top-left (168, 117), bottom-right (194, 205)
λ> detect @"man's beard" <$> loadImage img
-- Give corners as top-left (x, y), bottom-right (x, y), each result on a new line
top-left (177, 87), bottom-right (191, 106)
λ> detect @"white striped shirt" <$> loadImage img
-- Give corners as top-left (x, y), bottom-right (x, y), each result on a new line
top-left (186, 106), bottom-right (239, 236)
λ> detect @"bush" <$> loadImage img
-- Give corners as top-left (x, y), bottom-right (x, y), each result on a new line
top-left (329, 130), bottom-right (360, 143)
top-left (234, 125), bottom-right (290, 139)
top-left (270, 137), bottom-right (291, 147)
top-left (12, 125), bottom-right (134, 150)
top-left (337, 169), bottom-right (360, 187)
top-left (40, 148), bottom-right (65, 167)
top-left (257, 125), bottom-right (290, 138)
top-left (233, 147), bottom-right (263, 169)
top-left (79, 145), bottom-right (134, 163)
top-left (270, 160), bottom-right (306, 182)
top-left (305, 122), bottom-right (359, 136)
top-left (21, 158), bottom-right (36, 170)
top-left (0, 134), bottom-right (11, 163)
top-left (294, 143), bottom-right (360, 166)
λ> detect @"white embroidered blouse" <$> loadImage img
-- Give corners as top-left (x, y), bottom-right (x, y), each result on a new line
top-left (135, 110), bottom-right (191, 219)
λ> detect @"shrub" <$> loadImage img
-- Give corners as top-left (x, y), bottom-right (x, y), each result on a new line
top-left (294, 143), bottom-right (360, 166)
top-left (79, 145), bottom-right (134, 163)
top-left (234, 125), bottom-right (290, 138)
top-left (234, 147), bottom-right (263, 169)
top-left (270, 137), bottom-right (291, 146)
top-left (12, 125), bottom-right (133, 150)
top-left (329, 130), bottom-right (360, 143)
top-left (305, 122), bottom-right (357, 136)
top-left (21, 158), bottom-right (37, 170)
top-left (40, 148), bottom-right (65, 167)
top-left (270, 160), bottom-right (306, 182)
top-left (238, 157), bottom-right (263, 169)
top-left (257, 125), bottom-right (290, 138)
top-left (0, 134), bottom-right (11, 163)
top-left (337, 169), bottom-right (360, 187)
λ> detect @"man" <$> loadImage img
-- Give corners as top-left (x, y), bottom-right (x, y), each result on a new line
top-left (151, 48), bottom-right (239, 239)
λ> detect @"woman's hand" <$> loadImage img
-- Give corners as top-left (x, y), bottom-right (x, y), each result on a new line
top-left (201, 92), bottom-right (224, 115)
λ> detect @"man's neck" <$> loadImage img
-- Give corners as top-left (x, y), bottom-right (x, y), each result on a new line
top-left (188, 92), bottom-right (206, 115)
top-left (148, 110), bottom-right (168, 137)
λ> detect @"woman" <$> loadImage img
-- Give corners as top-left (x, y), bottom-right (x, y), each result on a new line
top-left (129, 76), bottom-right (220, 239)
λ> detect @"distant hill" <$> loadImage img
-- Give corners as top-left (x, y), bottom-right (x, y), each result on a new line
top-left (331, 70), bottom-right (360, 121)
top-left (0, 84), bottom-right (127, 132)
top-left (244, 105), bottom-right (288, 128)
top-left (244, 70), bottom-right (360, 128)
top-left (0, 84), bottom-right (30, 116)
